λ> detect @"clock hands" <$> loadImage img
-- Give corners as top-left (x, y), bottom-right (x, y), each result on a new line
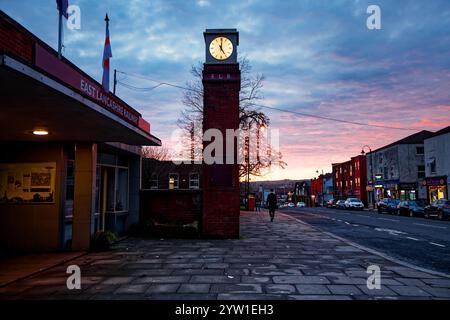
top-left (219, 38), bottom-right (226, 55)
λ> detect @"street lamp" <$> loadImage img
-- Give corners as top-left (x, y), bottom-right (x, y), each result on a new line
top-left (361, 145), bottom-right (375, 209)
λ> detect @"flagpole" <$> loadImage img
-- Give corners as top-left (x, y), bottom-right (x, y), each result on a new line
top-left (113, 69), bottom-right (117, 95)
top-left (58, 10), bottom-right (63, 59)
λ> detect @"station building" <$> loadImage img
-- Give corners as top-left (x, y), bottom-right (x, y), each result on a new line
top-left (0, 11), bottom-right (161, 253)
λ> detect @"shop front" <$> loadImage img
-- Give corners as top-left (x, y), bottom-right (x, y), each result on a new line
top-left (373, 180), bottom-right (400, 200)
top-left (423, 177), bottom-right (448, 203)
top-left (398, 183), bottom-right (417, 201)
top-left (0, 12), bottom-right (161, 253)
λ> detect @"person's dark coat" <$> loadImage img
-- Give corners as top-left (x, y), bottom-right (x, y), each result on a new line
top-left (267, 193), bottom-right (277, 211)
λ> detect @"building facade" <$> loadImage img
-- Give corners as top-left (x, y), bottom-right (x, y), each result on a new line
top-left (293, 180), bottom-right (312, 207)
top-left (310, 173), bottom-right (333, 206)
top-left (424, 126), bottom-right (450, 202)
top-left (142, 159), bottom-right (202, 190)
top-left (365, 131), bottom-right (434, 206)
top-left (0, 12), bottom-right (161, 252)
top-left (332, 155), bottom-right (367, 206)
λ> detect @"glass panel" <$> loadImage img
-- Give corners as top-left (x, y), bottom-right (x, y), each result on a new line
top-left (189, 173), bottom-right (200, 189)
top-left (117, 155), bottom-right (128, 167)
top-left (94, 165), bottom-right (100, 214)
top-left (106, 167), bottom-right (116, 212)
top-left (116, 168), bottom-right (128, 211)
top-left (150, 173), bottom-right (158, 189)
top-left (65, 159), bottom-right (74, 218)
top-left (98, 153), bottom-right (116, 166)
top-left (169, 174), bottom-right (179, 190)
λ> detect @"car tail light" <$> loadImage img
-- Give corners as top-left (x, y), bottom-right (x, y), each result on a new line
top-left (444, 205), bottom-right (450, 209)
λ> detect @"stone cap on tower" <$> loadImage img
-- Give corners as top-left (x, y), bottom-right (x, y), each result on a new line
top-left (204, 29), bottom-right (239, 45)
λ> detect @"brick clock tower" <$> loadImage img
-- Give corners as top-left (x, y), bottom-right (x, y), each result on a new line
top-left (202, 29), bottom-right (241, 238)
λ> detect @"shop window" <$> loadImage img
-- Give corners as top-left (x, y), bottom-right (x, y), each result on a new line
top-left (417, 165), bottom-right (425, 179)
top-left (150, 173), bottom-right (158, 189)
top-left (169, 173), bottom-right (179, 190)
top-left (429, 186), bottom-right (446, 203)
top-left (416, 146), bottom-right (424, 155)
top-left (189, 173), bottom-right (200, 189)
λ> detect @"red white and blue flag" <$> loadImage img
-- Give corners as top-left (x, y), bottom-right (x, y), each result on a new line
top-left (102, 15), bottom-right (113, 92)
top-left (56, 0), bottom-right (69, 19)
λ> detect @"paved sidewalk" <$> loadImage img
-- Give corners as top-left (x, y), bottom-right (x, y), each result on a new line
top-left (0, 252), bottom-right (85, 287)
top-left (1, 211), bottom-right (449, 300)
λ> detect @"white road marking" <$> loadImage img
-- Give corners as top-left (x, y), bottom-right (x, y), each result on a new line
top-left (355, 215), bottom-right (371, 218)
top-left (375, 228), bottom-right (407, 236)
top-left (413, 223), bottom-right (447, 230)
top-left (406, 237), bottom-right (420, 241)
top-left (352, 224), bottom-right (359, 227)
top-left (378, 218), bottom-right (399, 222)
top-left (344, 222), bottom-right (350, 225)
top-left (429, 242), bottom-right (446, 248)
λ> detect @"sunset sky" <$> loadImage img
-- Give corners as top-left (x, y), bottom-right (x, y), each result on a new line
top-left (2, 0), bottom-right (449, 180)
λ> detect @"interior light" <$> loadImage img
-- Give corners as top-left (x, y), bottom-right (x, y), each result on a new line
top-left (33, 130), bottom-right (49, 136)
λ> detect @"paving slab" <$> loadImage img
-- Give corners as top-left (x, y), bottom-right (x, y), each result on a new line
top-left (0, 211), bottom-right (449, 300)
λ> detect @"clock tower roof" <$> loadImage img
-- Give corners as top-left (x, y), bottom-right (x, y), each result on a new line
top-left (204, 29), bottom-right (239, 45)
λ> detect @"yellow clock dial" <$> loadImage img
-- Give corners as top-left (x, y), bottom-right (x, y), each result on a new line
top-left (209, 37), bottom-right (233, 60)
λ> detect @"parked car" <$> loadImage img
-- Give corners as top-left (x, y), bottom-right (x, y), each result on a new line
top-left (397, 200), bottom-right (425, 217)
top-left (287, 202), bottom-right (295, 208)
top-left (326, 199), bottom-right (337, 208)
top-left (377, 198), bottom-right (400, 214)
top-left (296, 202), bottom-right (306, 208)
top-left (336, 200), bottom-right (346, 209)
top-left (344, 198), bottom-right (364, 210)
top-left (424, 199), bottom-right (450, 220)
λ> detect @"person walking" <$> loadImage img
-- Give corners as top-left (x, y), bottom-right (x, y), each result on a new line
top-left (255, 195), bottom-right (262, 212)
top-left (266, 189), bottom-right (277, 222)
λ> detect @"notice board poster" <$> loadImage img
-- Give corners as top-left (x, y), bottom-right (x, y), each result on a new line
top-left (0, 162), bottom-right (56, 203)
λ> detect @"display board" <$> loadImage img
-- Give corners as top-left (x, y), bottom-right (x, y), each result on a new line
top-left (0, 162), bottom-right (56, 203)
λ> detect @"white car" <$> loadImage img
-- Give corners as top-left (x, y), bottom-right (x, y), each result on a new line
top-left (296, 202), bottom-right (306, 208)
top-left (344, 198), bottom-right (364, 210)
top-left (288, 203), bottom-right (295, 208)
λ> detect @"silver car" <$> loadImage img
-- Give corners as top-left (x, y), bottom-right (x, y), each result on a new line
top-left (345, 198), bottom-right (364, 210)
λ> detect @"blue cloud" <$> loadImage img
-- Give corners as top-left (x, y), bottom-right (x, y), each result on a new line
top-left (1, 0), bottom-right (449, 179)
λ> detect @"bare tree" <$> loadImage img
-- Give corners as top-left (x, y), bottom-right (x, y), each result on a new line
top-left (177, 57), bottom-right (286, 179)
top-left (142, 145), bottom-right (172, 161)
top-left (141, 146), bottom-right (173, 189)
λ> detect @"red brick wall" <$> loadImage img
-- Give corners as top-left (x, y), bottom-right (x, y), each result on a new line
top-left (0, 13), bottom-right (34, 62)
top-left (140, 190), bottom-right (202, 226)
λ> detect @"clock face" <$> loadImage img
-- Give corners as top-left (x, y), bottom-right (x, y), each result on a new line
top-left (209, 37), bottom-right (233, 61)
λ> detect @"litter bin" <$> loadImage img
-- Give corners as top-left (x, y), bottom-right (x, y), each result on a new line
top-left (248, 195), bottom-right (255, 211)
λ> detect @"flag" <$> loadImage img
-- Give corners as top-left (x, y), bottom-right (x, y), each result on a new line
top-left (56, 0), bottom-right (69, 19)
top-left (102, 15), bottom-right (113, 92)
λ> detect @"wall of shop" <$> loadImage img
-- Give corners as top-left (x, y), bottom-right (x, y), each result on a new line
top-left (425, 132), bottom-right (450, 199)
top-left (0, 142), bottom-right (66, 252)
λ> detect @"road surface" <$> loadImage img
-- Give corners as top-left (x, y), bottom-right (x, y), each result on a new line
top-left (280, 207), bottom-right (450, 274)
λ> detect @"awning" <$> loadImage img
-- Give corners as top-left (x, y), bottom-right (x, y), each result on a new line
top-left (0, 55), bottom-right (161, 146)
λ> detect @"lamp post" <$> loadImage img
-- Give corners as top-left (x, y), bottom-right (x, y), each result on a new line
top-left (361, 145), bottom-right (375, 209)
